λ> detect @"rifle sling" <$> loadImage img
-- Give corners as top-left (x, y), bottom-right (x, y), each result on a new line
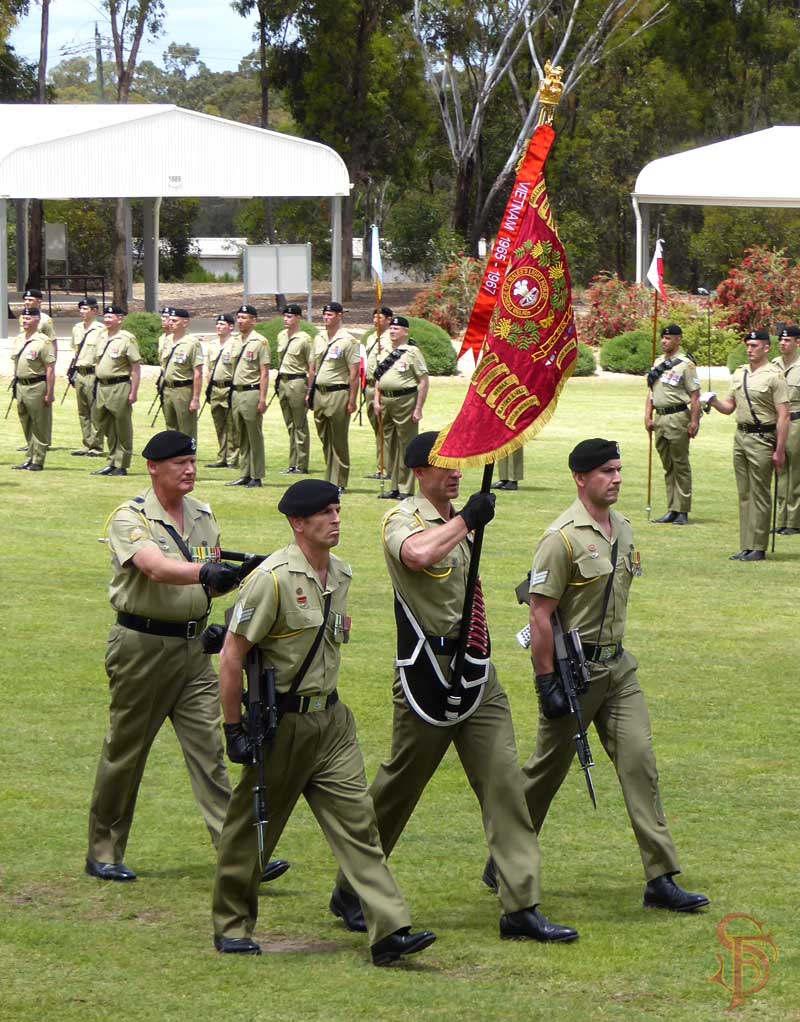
top-left (594, 540), bottom-right (618, 649)
top-left (285, 591), bottom-right (332, 698)
top-left (742, 369), bottom-right (762, 426)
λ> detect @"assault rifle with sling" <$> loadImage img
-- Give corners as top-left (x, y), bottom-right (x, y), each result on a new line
top-left (243, 642), bottom-right (278, 872)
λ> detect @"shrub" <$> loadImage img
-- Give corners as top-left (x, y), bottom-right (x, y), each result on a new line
top-left (573, 341), bottom-right (596, 377)
top-left (716, 246), bottom-right (800, 332)
top-left (407, 316), bottom-right (457, 376)
top-left (600, 329), bottom-right (653, 375)
top-left (123, 312), bottom-right (162, 365)
top-left (582, 272), bottom-right (653, 345)
top-left (726, 342), bottom-right (748, 374)
top-left (680, 319), bottom-right (741, 366)
top-left (410, 255), bottom-right (487, 337)
top-left (256, 317), bottom-right (317, 365)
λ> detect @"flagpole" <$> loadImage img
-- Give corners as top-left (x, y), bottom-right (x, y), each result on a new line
top-left (646, 289), bottom-right (658, 521)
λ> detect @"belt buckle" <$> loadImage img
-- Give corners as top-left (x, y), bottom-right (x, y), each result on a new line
top-left (309, 696), bottom-right (324, 712)
top-left (599, 645), bottom-right (616, 662)
top-left (186, 620), bottom-right (198, 639)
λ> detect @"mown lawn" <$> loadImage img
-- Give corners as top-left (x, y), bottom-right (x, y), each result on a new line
top-left (0, 371), bottom-right (796, 1021)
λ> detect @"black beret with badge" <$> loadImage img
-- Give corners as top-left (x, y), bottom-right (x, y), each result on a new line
top-left (216, 313), bottom-right (235, 325)
top-left (375, 306), bottom-right (393, 317)
top-left (237, 303), bottom-right (258, 317)
top-left (78, 297), bottom-right (99, 309)
top-left (142, 430), bottom-right (197, 461)
top-left (746, 329), bottom-right (770, 341)
top-left (104, 304), bottom-right (126, 316)
top-left (390, 315), bottom-right (410, 328)
top-left (661, 324), bottom-right (682, 336)
top-left (278, 478), bottom-right (341, 517)
top-left (323, 301), bottom-right (344, 314)
top-left (22, 307), bottom-right (40, 317)
top-left (23, 288), bottom-right (43, 299)
top-left (568, 438), bottom-right (621, 473)
top-left (779, 326), bottom-right (800, 338)
top-left (172, 307), bottom-right (190, 319)
top-left (283, 303), bottom-right (303, 315)
top-left (405, 431), bottom-right (438, 468)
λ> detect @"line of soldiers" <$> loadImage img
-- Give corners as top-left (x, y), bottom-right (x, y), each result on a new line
top-left (647, 322), bottom-right (800, 560)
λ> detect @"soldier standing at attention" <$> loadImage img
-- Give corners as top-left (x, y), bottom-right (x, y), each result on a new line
top-left (85, 431), bottom-right (240, 882)
top-left (374, 315), bottom-right (429, 500)
top-left (772, 326), bottom-right (800, 535)
top-left (92, 305), bottom-right (141, 478)
top-left (492, 449), bottom-right (524, 492)
top-left (19, 287), bottom-right (57, 351)
top-left (212, 478), bottom-right (436, 966)
top-left (275, 303), bottom-right (313, 475)
top-left (227, 304), bottom-right (269, 489)
top-left (517, 438), bottom-right (709, 912)
top-left (707, 330), bottom-right (789, 560)
top-left (11, 308), bottom-right (55, 472)
top-left (157, 306), bottom-right (174, 362)
top-left (69, 298), bottom-right (105, 458)
top-left (205, 313), bottom-right (241, 470)
top-left (644, 324), bottom-right (701, 526)
top-left (330, 432), bottom-right (578, 945)
top-left (363, 306), bottom-right (393, 479)
top-left (160, 309), bottom-right (204, 440)
top-left (307, 302), bottom-right (360, 493)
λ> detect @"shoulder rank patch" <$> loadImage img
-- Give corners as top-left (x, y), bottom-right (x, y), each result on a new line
top-left (234, 603), bottom-right (255, 627)
top-left (530, 568), bottom-right (549, 587)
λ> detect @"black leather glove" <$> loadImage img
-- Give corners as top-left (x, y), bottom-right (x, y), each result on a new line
top-left (200, 623), bottom-right (227, 655)
top-left (199, 561), bottom-right (240, 595)
top-left (535, 672), bottom-right (570, 720)
top-left (458, 491), bottom-right (496, 531)
top-left (237, 555), bottom-right (265, 581)
top-left (223, 722), bottom-right (251, 764)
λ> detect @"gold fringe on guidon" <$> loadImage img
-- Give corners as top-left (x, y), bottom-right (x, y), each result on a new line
top-left (429, 357), bottom-right (576, 470)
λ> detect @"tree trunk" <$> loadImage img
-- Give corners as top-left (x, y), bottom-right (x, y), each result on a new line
top-left (28, 0), bottom-right (50, 290)
top-left (114, 198), bottom-right (129, 309)
top-left (452, 156), bottom-right (475, 240)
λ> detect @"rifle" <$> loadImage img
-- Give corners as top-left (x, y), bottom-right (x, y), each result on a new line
top-left (243, 644), bottom-right (279, 873)
top-left (551, 612), bottom-right (597, 808)
top-left (4, 378), bottom-right (17, 419)
top-left (149, 371), bottom-right (165, 426)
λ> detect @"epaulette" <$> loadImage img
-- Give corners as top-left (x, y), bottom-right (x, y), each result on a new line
top-left (685, 352), bottom-right (697, 365)
top-left (330, 552), bottom-right (352, 578)
top-left (262, 549), bottom-right (290, 571)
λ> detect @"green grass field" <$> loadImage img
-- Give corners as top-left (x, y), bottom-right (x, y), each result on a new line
top-left (0, 373), bottom-right (796, 1021)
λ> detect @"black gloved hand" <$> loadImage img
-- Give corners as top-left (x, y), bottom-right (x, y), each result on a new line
top-left (237, 555), bottom-right (265, 581)
top-left (223, 722), bottom-right (252, 764)
top-left (535, 672), bottom-right (570, 720)
top-left (200, 623), bottom-right (227, 655)
top-left (458, 491), bottom-right (496, 531)
top-left (199, 561), bottom-right (240, 595)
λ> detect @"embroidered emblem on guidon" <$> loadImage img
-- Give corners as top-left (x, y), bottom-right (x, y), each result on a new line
top-left (393, 592), bottom-right (489, 727)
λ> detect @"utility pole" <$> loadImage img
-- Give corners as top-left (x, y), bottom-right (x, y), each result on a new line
top-left (95, 24), bottom-right (105, 101)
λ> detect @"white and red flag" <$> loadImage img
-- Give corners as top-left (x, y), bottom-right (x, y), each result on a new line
top-left (646, 238), bottom-right (666, 300)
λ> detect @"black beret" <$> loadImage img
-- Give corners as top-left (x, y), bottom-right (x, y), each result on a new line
top-left (104, 304), bottom-right (126, 316)
top-left (779, 326), bottom-right (800, 338)
top-left (237, 304), bottom-right (257, 317)
top-left (747, 330), bottom-right (770, 341)
top-left (323, 301), bottom-right (344, 313)
top-left (142, 430), bottom-right (197, 461)
top-left (375, 306), bottom-right (393, 317)
top-left (391, 315), bottom-right (410, 328)
top-left (278, 479), bottom-right (340, 517)
top-left (661, 324), bottom-right (682, 336)
top-left (23, 307), bottom-right (40, 317)
top-left (216, 313), bottom-right (235, 325)
top-left (405, 431), bottom-right (439, 468)
top-left (569, 438), bottom-right (621, 473)
top-left (78, 297), bottom-right (98, 309)
top-left (283, 303), bottom-right (303, 315)
top-left (160, 306), bottom-right (173, 316)
top-left (23, 288), bottom-right (42, 299)
top-left (172, 308), bottom-right (190, 319)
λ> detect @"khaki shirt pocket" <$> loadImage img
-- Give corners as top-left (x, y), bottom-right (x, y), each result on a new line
top-left (574, 552), bottom-right (612, 584)
top-left (283, 608), bottom-right (324, 633)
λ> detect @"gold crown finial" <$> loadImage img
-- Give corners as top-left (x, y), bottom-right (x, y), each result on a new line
top-left (537, 60), bottom-right (564, 126)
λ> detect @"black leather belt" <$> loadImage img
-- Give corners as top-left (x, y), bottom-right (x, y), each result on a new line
top-left (315, 384), bottom-right (349, 393)
top-left (791, 411), bottom-right (800, 421)
top-left (737, 422), bottom-right (776, 434)
top-left (212, 380), bottom-right (229, 388)
top-left (233, 383), bottom-right (260, 392)
top-left (583, 641), bottom-right (623, 662)
top-left (116, 611), bottom-right (208, 639)
top-left (277, 690), bottom-right (339, 715)
top-left (164, 379), bottom-right (193, 389)
top-left (75, 366), bottom-right (95, 376)
top-left (654, 403), bottom-right (688, 415)
top-left (98, 375), bottom-right (130, 385)
top-left (382, 387), bottom-right (418, 398)
top-left (279, 373), bottom-right (307, 381)
top-left (17, 375), bottom-right (47, 385)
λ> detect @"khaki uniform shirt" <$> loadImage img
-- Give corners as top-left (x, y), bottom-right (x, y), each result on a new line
top-left (228, 543), bottom-right (352, 697)
top-left (382, 496), bottom-right (470, 639)
top-left (730, 362), bottom-right (788, 424)
top-left (107, 489), bottom-right (219, 621)
top-left (365, 329), bottom-right (392, 383)
top-left (157, 332), bottom-right (172, 362)
top-left (19, 310), bottom-right (55, 341)
top-left (232, 331), bottom-right (270, 387)
top-left (314, 328), bottom-right (359, 386)
top-left (650, 350), bottom-right (700, 407)
top-left (276, 329), bottom-right (314, 376)
top-left (163, 334), bottom-right (205, 383)
top-left (95, 329), bottom-right (141, 381)
top-left (71, 320), bottom-right (104, 368)
top-left (529, 498), bottom-right (638, 645)
top-left (377, 344), bottom-right (428, 391)
top-left (208, 334), bottom-right (243, 384)
top-left (12, 331), bottom-right (55, 379)
top-left (771, 354), bottom-right (800, 414)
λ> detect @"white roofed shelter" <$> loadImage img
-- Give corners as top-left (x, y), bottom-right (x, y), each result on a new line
top-left (0, 104), bottom-right (352, 336)
top-left (632, 126), bottom-right (800, 283)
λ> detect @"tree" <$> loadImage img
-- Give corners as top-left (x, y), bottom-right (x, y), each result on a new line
top-left (26, 0), bottom-right (50, 290)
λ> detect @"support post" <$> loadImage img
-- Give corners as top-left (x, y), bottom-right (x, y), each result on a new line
top-left (15, 199), bottom-right (28, 292)
top-left (331, 195), bottom-right (343, 303)
top-left (1, 199), bottom-right (9, 338)
top-left (142, 197), bottom-right (161, 313)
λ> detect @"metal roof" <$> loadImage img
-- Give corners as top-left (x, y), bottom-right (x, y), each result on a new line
top-left (0, 103), bottom-right (352, 199)
top-left (633, 125), bottom-right (800, 207)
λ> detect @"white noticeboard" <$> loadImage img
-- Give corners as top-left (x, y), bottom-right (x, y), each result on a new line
top-left (243, 243), bottom-right (313, 320)
top-left (45, 223), bottom-right (67, 261)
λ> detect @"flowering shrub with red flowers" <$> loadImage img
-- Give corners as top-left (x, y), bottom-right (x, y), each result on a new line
top-left (715, 246), bottom-right (800, 332)
top-left (582, 272), bottom-right (702, 346)
top-left (410, 254), bottom-right (487, 337)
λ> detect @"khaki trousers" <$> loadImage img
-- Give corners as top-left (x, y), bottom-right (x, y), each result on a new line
top-left (93, 381), bottom-right (134, 469)
top-left (87, 625), bottom-right (231, 863)
top-left (278, 378), bottom-right (310, 471)
top-left (496, 448), bottom-right (524, 482)
top-left (16, 380), bottom-right (51, 466)
top-left (313, 389), bottom-right (351, 488)
top-left (74, 372), bottom-right (102, 452)
top-left (232, 389), bottom-right (265, 480)
top-left (654, 411), bottom-right (692, 512)
top-left (380, 390), bottom-right (418, 494)
top-left (364, 384), bottom-right (388, 471)
top-left (777, 418), bottom-right (800, 528)
top-left (522, 650), bottom-right (680, 882)
top-left (209, 391), bottom-right (239, 467)
top-left (163, 385), bottom-right (198, 440)
top-left (733, 430), bottom-right (775, 552)
top-left (212, 700), bottom-right (410, 944)
top-left (337, 667), bottom-right (540, 913)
